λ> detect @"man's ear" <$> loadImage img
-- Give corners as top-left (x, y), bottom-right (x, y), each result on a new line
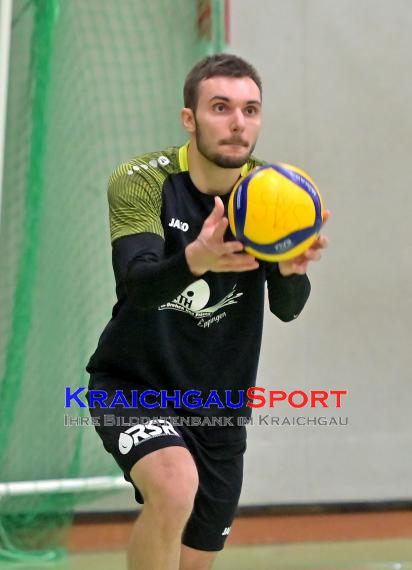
top-left (181, 107), bottom-right (196, 134)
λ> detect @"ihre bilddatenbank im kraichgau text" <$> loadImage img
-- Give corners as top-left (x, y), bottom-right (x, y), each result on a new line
top-left (64, 387), bottom-right (349, 427)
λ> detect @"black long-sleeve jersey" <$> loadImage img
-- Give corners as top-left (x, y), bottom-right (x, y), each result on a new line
top-left (86, 143), bottom-right (311, 417)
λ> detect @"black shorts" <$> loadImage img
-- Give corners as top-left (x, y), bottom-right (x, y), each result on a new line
top-left (86, 372), bottom-right (247, 551)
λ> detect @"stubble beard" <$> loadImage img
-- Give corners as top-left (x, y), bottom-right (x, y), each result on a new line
top-left (194, 117), bottom-right (256, 169)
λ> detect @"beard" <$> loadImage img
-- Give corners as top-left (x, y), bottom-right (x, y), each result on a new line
top-left (194, 117), bottom-right (256, 169)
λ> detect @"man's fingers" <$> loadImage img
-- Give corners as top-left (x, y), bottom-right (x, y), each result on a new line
top-left (318, 235), bottom-right (329, 248)
top-left (218, 262), bottom-right (259, 272)
top-left (303, 249), bottom-right (322, 261)
top-left (212, 216), bottom-right (229, 241)
top-left (321, 209), bottom-right (330, 226)
top-left (222, 240), bottom-right (245, 254)
top-left (218, 252), bottom-right (259, 270)
top-left (219, 265), bottom-right (259, 273)
top-left (310, 234), bottom-right (329, 250)
top-left (204, 196), bottom-right (225, 227)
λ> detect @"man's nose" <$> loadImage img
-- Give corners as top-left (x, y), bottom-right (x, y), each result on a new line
top-left (230, 109), bottom-right (245, 132)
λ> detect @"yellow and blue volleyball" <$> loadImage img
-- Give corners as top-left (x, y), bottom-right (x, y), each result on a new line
top-left (228, 163), bottom-right (324, 262)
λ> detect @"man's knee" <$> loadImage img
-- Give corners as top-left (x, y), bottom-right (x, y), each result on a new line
top-left (130, 446), bottom-right (199, 522)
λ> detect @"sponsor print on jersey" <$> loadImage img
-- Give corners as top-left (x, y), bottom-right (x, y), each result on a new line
top-left (158, 280), bottom-right (243, 327)
top-left (168, 217), bottom-right (189, 232)
top-left (118, 419), bottom-right (180, 454)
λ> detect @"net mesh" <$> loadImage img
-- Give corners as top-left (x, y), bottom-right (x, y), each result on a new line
top-left (0, 0), bottom-right (225, 561)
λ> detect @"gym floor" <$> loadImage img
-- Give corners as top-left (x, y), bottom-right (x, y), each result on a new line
top-left (1, 540), bottom-right (412, 570)
top-left (1, 510), bottom-right (411, 570)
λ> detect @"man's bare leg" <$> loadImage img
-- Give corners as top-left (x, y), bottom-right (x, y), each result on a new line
top-left (127, 446), bottom-right (199, 570)
top-left (179, 544), bottom-right (217, 570)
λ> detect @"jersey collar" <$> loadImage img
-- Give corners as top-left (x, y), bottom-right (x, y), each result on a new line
top-left (178, 142), bottom-right (250, 177)
top-left (178, 142), bottom-right (189, 171)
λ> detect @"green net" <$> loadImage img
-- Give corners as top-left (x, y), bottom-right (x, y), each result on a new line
top-left (0, 0), bottom-right (226, 561)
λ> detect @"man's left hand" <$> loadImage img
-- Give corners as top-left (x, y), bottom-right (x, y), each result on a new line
top-left (278, 210), bottom-right (330, 277)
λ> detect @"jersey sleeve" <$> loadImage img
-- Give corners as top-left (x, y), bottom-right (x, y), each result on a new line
top-left (108, 172), bottom-right (164, 243)
top-left (112, 233), bottom-right (197, 310)
top-left (265, 263), bottom-right (311, 322)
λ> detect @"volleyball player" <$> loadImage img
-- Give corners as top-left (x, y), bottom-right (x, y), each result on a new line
top-left (86, 53), bottom-right (328, 570)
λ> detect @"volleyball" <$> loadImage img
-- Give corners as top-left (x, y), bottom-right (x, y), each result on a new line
top-left (228, 163), bottom-right (324, 262)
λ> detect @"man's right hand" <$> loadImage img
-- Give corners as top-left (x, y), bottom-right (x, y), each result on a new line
top-left (185, 196), bottom-right (259, 276)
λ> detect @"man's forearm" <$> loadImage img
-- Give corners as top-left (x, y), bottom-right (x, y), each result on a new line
top-left (266, 265), bottom-right (311, 322)
top-left (113, 233), bottom-right (197, 310)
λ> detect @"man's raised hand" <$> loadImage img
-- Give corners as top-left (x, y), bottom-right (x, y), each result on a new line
top-left (185, 196), bottom-right (259, 276)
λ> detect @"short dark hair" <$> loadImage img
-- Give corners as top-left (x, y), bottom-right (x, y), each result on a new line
top-left (183, 53), bottom-right (262, 111)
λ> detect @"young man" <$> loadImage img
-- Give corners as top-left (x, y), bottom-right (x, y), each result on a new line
top-left (86, 54), bottom-right (328, 570)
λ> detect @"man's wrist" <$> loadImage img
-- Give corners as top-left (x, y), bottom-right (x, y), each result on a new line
top-left (185, 241), bottom-right (206, 276)
top-left (277, 262), bottom-right (303, 278)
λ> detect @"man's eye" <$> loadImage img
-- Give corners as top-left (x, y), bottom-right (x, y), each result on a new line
top-left (213, 104), bottom-right (226, 112)
top-left (245, 107), bottom-right (258, 115)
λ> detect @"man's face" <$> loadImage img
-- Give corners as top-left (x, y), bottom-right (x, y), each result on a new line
top-left (191, 76), bottom-right (262, 168)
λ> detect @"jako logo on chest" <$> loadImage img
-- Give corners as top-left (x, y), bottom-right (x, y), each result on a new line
top-left (168, 217), bottom-right (189, 232)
